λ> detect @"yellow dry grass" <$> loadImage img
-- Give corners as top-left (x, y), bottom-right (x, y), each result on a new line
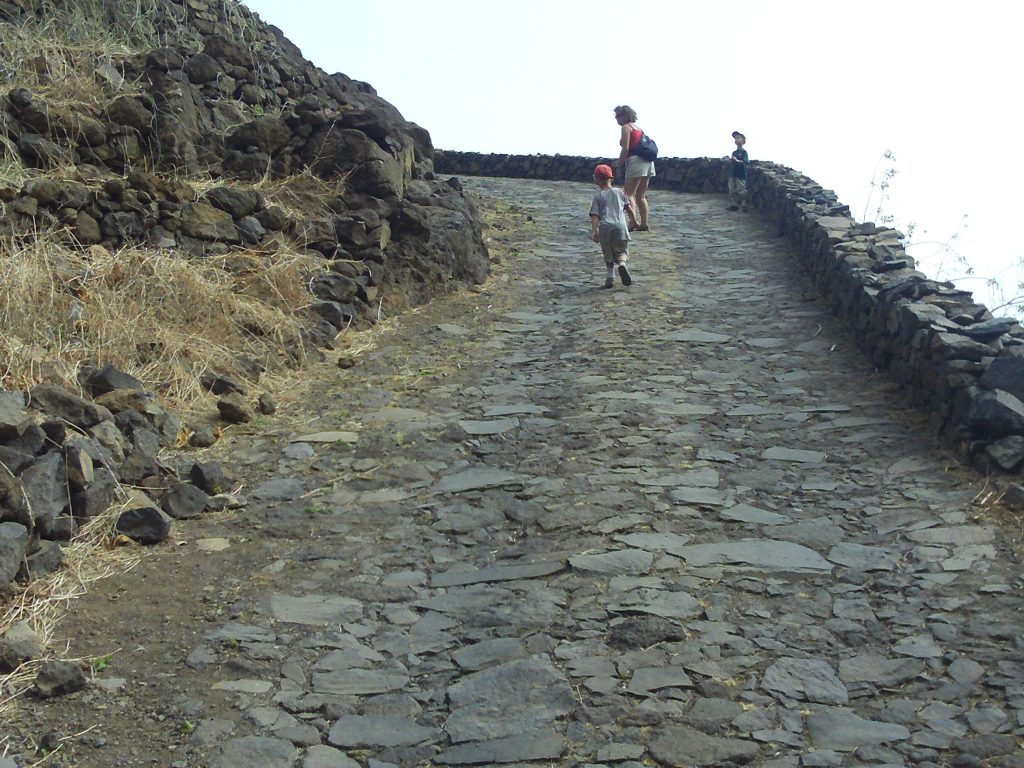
top-left (0, 234), bottom-right (326, 412)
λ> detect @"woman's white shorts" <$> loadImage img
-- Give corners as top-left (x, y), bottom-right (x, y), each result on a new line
top-left (625, 155), bottom-right (656, 178)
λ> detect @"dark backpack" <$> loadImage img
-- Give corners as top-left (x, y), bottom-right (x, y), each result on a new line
top-left (634, 133), bottom-right (658, 162)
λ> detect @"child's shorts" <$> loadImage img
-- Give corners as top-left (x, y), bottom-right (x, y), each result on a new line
top-left (600, 238), bottom-right (629, 264)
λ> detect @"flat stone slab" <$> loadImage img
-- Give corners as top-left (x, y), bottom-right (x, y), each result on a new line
top-left (326, 715), bottom-right (438, 748)
top-left (361, 407), bottom-right (443, 429)
top-left (481, 404), bottom-right (547, 417)
top-left (906, 525), bottom-right (994, 545)
top-left (827, 542), bottom-right (898, 571)
top-left (838, 654), bottom-right (924, 686)
top-left (205, 623), bottom-right (276, 644)
top-left (458, 418), bottom-right (520, 435)
top-left (893, 634), bottom-right (943, 658)
top-left (762, 657), bottom-right (848, 704)
top-left (626, 666), bottom-right (693, 695)
top-left (266, 594), bottom-right (362, 625)
top-left (451, 638), bottom-right (528, 671)
top-left (612, 532), bottom-right (693, 550)
top-left (609, 589), bottom-right (702, 620)
top-left (720, 504), bottom-right (790, 525)
top-left (668, 487), bottom-right (732, 507)
top-left (434, 467), bottom-right (526, 494)
top-left (211, 679), bottom-right (273, 694)
top-left (648, 724), bottom-right (760, 766)
top-left (434, 731), bottom-right (564, 765)
top-left (745, 337), bottom-right (788, 348)
top-left (665, 330), bottom-right (732, 344)
top-left (670, 539), bottom-right (833, 572)
top-left (431, 560), bottom-right (565, 587)
top-left (311, 668), bottom-right (409, 696)
top-left (212, 736), bottom-right (297, 768)
top-left (806, 708), bottom-right (910, 751)
top-left (569, 549), bottom-right (653, 576)
top-left (291, 431), bottom-right (358, 444)
top-left (445, 656), bottom-right (573, 743)
top-left (636, 467), bottom-right (720, 488)
top-left (761, 447), bottom-right (827, 463)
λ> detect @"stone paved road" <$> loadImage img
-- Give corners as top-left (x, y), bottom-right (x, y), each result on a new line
top-left (14, 178), bottom-right (1024, 767)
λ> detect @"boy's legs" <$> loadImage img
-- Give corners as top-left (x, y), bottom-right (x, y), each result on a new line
top-left (727, 177), bottom-right (747, 211)
top-left (612, 240), bottom-right (631, 286)
top-left (600, 241), bottom-right (616, 288)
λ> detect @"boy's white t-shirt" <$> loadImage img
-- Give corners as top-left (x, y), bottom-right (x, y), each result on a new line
top-left (589, 188), bottom-right (631, 242)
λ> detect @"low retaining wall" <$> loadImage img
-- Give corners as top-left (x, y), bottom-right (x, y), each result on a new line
top-left (435, 150), bottom-right (1024, 474)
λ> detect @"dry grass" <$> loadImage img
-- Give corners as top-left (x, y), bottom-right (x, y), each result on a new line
top-left (0, 233), bottom-right (326, 413)
top-left (0, 1), bottom-right (267, 110)
top-left (0, 500), bottom-right (140, 726)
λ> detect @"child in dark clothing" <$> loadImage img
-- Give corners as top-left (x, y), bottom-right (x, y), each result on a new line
top-left (727, 130), bottom-right (749, 211)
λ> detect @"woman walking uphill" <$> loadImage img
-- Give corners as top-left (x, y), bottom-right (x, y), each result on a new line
top-left (614, 105), bottom-right (655, 232)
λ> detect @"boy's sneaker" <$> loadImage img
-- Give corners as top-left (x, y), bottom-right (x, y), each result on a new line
top-left (617, 263), bottom-right (632, 286)
top-left (727, 205), bottom-right (740, 211)
top-left (603, 277), bottom-right (614, 289)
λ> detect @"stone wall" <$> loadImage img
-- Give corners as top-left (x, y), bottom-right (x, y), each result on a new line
top-left (435, 151), bottom-right (1024, 474)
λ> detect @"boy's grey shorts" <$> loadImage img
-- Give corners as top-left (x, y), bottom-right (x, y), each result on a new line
top-left (600, 238), bottom-right (629, 265)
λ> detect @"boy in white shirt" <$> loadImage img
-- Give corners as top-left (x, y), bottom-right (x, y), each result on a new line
top-left (589, 164), bottom-right (633, 289)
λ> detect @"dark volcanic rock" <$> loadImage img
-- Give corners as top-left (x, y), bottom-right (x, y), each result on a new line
top-left (33, 660), bottom-right (87, 698)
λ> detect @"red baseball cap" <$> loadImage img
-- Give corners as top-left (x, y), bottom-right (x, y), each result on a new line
top-left (594, 164), bottom-right (614, 179)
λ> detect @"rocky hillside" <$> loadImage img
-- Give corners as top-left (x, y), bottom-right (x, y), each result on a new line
top-left (0, 0), bottom-right (490, 590)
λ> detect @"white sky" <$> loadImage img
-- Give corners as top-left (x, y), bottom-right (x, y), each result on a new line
top-left (241, 0), bottom-right (1023, 316)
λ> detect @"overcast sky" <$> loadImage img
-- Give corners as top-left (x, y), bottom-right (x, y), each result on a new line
top-left (241, 0), bottom-right (1022, 316)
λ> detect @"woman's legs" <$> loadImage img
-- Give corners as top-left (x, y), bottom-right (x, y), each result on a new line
top-left (623, 176), bottom-right (641, 229)
top-left (633, 177), bottom-right (650, 228)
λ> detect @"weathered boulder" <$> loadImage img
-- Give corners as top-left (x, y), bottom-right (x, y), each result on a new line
top-left (303, 126), bottom-right (409, 200)
top-left (28, 383), bottom-right (113, 430)
top-left (959, 388), bottom-right (1024, 439)
top-left (224, 117), bottom-right (291, 155)
top-left (20, 451), bottom-right (67, 529)
top-left (104, 95), bottom-right (155, 132)
top-left (83, 364), bottom-right (145, 397)
top-left (180, 201), bottom-right (240, 242)
top-left (980, 350), bottom-right (1024, 402)
top-left (115, 492), bottom-right (171, 545)
top-left (204, 186), bottom-right (262, 219)
top-left (0, 521), bottom-right (29, 585)
top-left (71, 467), bottom-right (120, 520)
top-left (160, 482), bottom-right (210, 520)
top-left (184, 52), bottom-right (221, 83)
top-left (33, 660), bottom-right (87, 698)
top-left (0, 621), bottom-right (42, 672)
top-left (17, 133), bottom-right (68, 167)
top-left (217, 393), bottom-right (254, 424)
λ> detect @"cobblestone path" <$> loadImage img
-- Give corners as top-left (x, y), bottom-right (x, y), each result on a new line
top-left (15, 178), bottom-right (1023, 767)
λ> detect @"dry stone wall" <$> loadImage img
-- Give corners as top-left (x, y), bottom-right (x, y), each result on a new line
top-left (435, 151), bottom-right (1024, 475)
